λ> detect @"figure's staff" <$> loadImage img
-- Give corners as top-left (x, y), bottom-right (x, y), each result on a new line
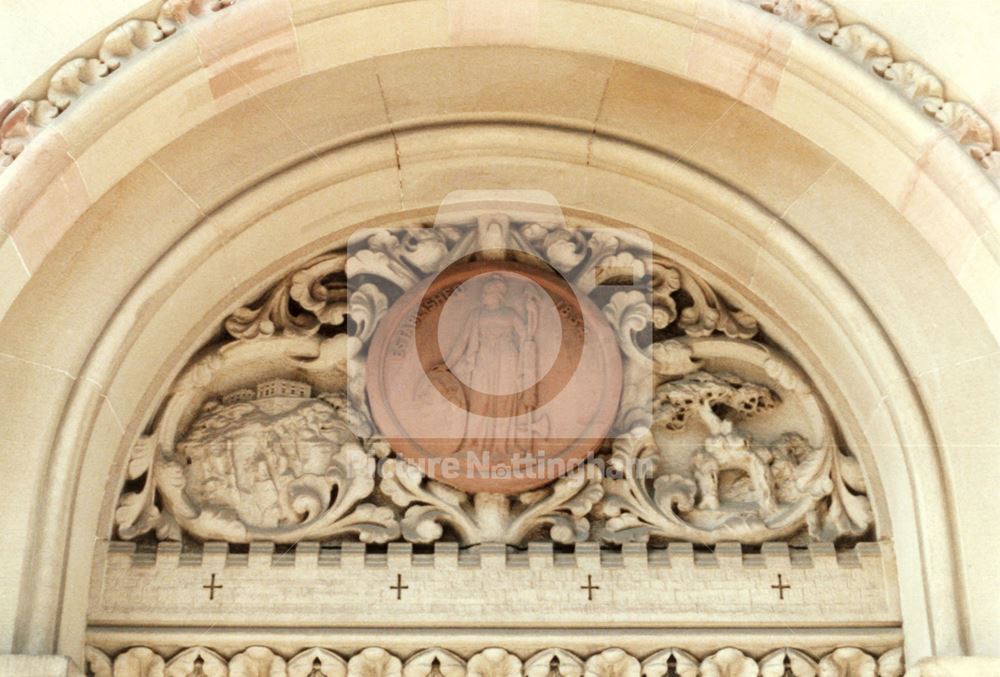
top-left (521, 291), bottom-right (539, 411)
top-left (518, 290), bottom-right (551, 447)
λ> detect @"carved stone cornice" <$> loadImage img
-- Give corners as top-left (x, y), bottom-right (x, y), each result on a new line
top-left (83, 644), bottom-right (905, 677)
top-left (1, 0), bottom-right (998, 186)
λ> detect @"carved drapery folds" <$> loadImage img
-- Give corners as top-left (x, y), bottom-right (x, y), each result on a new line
top-left (114, 218), bottom-right (873, 547)
top-left (84, 645), bottom-right (905, 677)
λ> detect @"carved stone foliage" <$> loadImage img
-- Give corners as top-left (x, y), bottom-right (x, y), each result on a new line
top-left (2, 0), bottom-right (237, 171)
top-left (115, 336), bottom-right (399, 544)
top-left (599, 339), bottom-right (872, 545)
top-left (742, 0), bottom-right (1000, 182)
top-left (84, 646), bottom-right (905, 677)
top-left (115, 216), bottom-right (872, 547)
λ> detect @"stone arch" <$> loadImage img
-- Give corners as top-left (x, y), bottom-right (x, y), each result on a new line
top-left (0, 0), bottom-right (997, 668)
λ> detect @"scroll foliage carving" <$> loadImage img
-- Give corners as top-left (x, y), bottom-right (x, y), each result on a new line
top-left (598, 271), bottom-right (870, 544)
top-left (84, 645), bottom-right (905, 677)
top-left (114, 217), bottom-right (871, 547)
top-left (115, 336), bottom-right (399, 544)
top-left (598, 338), bottom-right (871, 545)
top-left (224, 253), bottom-right (348, 340)
top-left (2, 0), bottom-right (237, 172)
top-left (743, 0), bottom-right (1000, 182)
top-left (380, 459), bottom-right (603, 545)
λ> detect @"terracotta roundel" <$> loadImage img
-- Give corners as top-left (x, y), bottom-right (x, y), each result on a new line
top-left (366, 261), bottom-right (623, 493)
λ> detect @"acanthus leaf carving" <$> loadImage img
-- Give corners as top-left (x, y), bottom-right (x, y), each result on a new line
top-left (0, 101), bottom-right (41, 170)
top-left (523, 650), bottom-right (584, 677)
top-left (699, 648), bottom-right (757, 677)
top-left (753, 0), bottom-right (1000, 180)
top-left (348, 648), bottom-right (403, 677)
top-left (45, 57), bottom-right (110, 110)
top-left (380, 458), bottom-right (604, 546)
top-left (519, 222), bottom-right (589, 274)
top-left (345, 229), bottom-right (451, 292)
top-left (86, 646), bottom-right (903, 677)
top-left (466, 649), bottom-right (521, 677)
top-left (640, 649), bottom-right (699, 677)
top-left (759, 648), bottom-right (819, 677)
top-left (86, 646), bottom-right (114, 677)
top-left (672, 264), bottom-right (758, 340)
top-left (761, 0), bottom-right (839, 40)
top-left (403, 649), bottom-right (467, 677)
top-left (883, 61), bottom-right (944, 114)
top-left (98, 19), bottom-right (165, 71)
top-left (935, 102), bottom-right (996, 161)
top-left (582, 650), bottom-right (639, 677)
top-left (288, 648), bottom-right (348, 677)
top-left (156, 0), bottom-right (234, 35)
top-left (604, 289), bottom-right (654, 432)
top-left (1, 0), bottom-right (239, 172)
top-left (817, 648), bottom-right (876, 677)
top-left (649, 260), bottom-right (680, 329)
top-left (229, 646), bottom-right (287, 677)
top-left (830, 24), bottom-right (892, 76)
top-left (224, 253), bottom-right (348, 340)
top-left (164, 647), bottom-right (229, 677)
top-left (113, 647), bottom-right (166, 677)
top-left (875, 649), bottom-right (904, 677)
top-left (599, 338), bottom-right (872, 545)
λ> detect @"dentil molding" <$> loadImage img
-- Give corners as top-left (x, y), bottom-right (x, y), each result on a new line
top-left (88, 541), bottom-right (899, 628)
top-left (0, 0), bottom-right (998, 185)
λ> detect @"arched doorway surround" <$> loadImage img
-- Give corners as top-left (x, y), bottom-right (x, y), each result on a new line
top-left (1, 0), bottom-right (998, 667)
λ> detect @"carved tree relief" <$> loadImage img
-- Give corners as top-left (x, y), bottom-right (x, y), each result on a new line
top-left (115, 216), bottom-right (873, 547)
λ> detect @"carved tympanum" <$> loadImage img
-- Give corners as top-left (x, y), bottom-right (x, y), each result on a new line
top-left (114, 213), bottom-right (872, 546)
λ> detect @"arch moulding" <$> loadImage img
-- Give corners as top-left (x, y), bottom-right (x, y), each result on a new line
top-left (0, 0), bottom-right (998, 672)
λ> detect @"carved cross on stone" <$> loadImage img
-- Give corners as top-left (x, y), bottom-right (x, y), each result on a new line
top-left (580, 575), bottom-right (600, 601)
top-left (771, 573), bottom-right (791, 600)
top-left (390, 573), bottom-right (409, 600)
top-left (202, 573), bottom-right (223, 600)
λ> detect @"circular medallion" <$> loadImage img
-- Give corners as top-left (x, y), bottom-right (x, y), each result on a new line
top-left (366, 261), bottom-right (623, 493)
